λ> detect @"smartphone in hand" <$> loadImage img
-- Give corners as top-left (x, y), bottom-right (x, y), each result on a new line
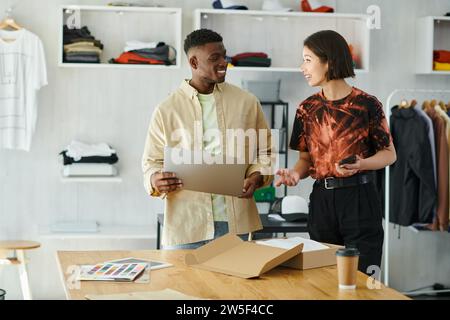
top-left (339, 155), bottom-right (357, 166)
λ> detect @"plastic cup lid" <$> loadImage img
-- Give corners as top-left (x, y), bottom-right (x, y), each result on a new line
top-left (336, 247), bottom-right (360, 257)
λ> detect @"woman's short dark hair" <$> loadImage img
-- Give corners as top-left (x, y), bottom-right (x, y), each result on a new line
top-left (304, 30), bottom-right (355, 80)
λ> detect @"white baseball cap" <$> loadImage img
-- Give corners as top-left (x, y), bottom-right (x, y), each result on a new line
top-left (262, 0), bottom-right (292, 12)
top-left (281, 196), bottom-right (309, 222)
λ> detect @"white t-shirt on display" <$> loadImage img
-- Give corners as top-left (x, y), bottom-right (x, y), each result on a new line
top-left (0, 29), bottom-right (47, 151)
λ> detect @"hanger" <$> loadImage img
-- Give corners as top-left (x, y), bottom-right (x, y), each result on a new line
top-left (399, 99), bottom-right (416, 109)
top-left (399, 99), bottom-right (410, 109)
top-left (430, 99), bottom-right (437, 108)
top-left (0, 8), bottom-right (22, 31)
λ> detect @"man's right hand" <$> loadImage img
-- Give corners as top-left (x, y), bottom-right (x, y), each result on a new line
top-left (151, 171), bottom-right (183, 195)
top-left (274, 169), bottom-right (301, 187)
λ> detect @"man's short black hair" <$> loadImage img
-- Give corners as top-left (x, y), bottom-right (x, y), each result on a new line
top-left (184, 29), bottom-right (223, 54)
top-left (304, 30), bottom-right (355, 80)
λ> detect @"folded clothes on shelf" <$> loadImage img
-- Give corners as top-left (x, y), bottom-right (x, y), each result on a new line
top-left (63, 25), bottom-right (96, 44)
top-left (63, 25), bottom-right (104, 63)
top-left (124, 40), bottom-right (158, 52)
top-left (262, 0), bottom-right (292, 12)
top-left (231, 52), bottom-right (271, 67)
top-left (60, 150), bottom-right (119, 165)
top-left (60, 141), bottom-right (119, 177)
top-left (110, 52), bottom-right (166, 65)
top-left (212, 0), bottom-right (248, 10)
top-left (433, 50), bottom-right (450, 64)
top-left (300, 0), bottom-right (334, 13)
top-left (234, 57), bottom-right (272, 67)
top-left (64, 41), bottom-right (103, 50)
top-left (348, 44), bottom-right (361, 69)
top-left (111, 43), bottom-right (176, 65)
top-left (64, 45), bottom-right (103, 55)
top-left (434, 61), bottom-right (450, 71)
top-left (64, 140), bottom-right (116, 161)
top-left (64, 54), bottom-right (100, 63)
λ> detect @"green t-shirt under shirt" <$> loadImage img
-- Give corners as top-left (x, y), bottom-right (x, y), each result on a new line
top-left (198, 93), bottom-right (227, 222)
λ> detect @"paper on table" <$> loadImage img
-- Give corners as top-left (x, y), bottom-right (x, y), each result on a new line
top-left (256, 237), bottom-right (329, 252)
top-left (85, 288), bottom-right (205, 300)
top-left (268, 213), bottom-right (286, 222)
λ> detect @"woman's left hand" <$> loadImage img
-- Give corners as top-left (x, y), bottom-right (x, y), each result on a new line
top-left (335, 155), bottom-right (364, 177)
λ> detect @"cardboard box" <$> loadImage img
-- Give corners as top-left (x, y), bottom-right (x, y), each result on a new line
top-left (184, 233), bottom-right (303, 279)
top-left (282, 243), bottom-right (343, 270)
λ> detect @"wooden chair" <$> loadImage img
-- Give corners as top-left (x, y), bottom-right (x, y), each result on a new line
top-left (0, 241), bottom-right (40, 300)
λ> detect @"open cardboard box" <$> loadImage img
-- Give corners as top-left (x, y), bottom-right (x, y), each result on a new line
top-left (184, 233), bottom-right (303, 278)
top-left (282, 242), bottom-right (343, 270)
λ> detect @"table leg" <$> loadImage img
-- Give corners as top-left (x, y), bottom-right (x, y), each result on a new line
top-left (16, 250), bottom-right (32, 300)
top-left (157, 220), bottom-right (161, 250)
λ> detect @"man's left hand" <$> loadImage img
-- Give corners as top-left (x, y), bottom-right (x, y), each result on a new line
top-left (240, 172), bottom-right (263, 199)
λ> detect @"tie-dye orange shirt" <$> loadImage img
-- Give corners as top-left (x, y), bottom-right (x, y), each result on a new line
top-left (289, 87), bottom-right (392, 179)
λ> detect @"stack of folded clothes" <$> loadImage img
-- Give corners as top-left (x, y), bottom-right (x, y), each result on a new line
top-left (348, 44), bottom-right (361, 69)
top-left (212, 0), bottom-right (248, 10)
top-left (63, 25), bottom-right (104, 63)
top-left (433, 50), bottom-right (450, 71)
top-left (110, 41), bottom-right (176, 65)
top-left (231, 52), bottom-right (271, 67)
top-left (60, 140), bottom-right (119, 177)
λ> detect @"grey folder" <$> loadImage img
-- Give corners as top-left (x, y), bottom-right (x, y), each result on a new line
top-left (163, 147), bottom-right (248, 197)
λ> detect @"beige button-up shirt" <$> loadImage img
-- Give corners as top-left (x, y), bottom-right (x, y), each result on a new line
top-left (142, 80), bottom-right (274, 246)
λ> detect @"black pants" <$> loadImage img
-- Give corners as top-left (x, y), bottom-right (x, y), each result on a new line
top-left (308, 180), bottom-right (384, 275)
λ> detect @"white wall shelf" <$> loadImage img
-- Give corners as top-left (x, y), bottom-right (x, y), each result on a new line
top-left (227, 66), bottom-right (368, 74)
top-left (60, 176), bottom-right (123, 183)
top-left (194, 9), bottom-right (371, 73)
top-left (416, 16), bottom-right (450, 74)
top-left (39, 225), bottom-right (154, 239)
top-left (58, 63), bottom-right (180, 70)
top-left (59, 5), bottom-right (182, 68)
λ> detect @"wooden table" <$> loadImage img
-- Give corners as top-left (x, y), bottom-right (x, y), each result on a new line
top-left (57, 250), bottom-right (409, 300)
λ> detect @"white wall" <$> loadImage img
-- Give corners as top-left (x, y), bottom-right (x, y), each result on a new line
top-left (0, 0), bottom-right (450, 299)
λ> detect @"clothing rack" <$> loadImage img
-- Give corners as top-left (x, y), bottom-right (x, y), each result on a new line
top-left (384, 89), bottom-right (450, 294)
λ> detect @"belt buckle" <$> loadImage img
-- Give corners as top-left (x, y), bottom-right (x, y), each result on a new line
top-left (324, 177), bottom-right (335, 190)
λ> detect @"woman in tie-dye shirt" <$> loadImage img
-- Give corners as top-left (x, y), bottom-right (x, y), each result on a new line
top-left (275, 30), bottom-right (397, 275)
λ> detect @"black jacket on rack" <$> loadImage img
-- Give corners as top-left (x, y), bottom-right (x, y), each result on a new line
top-left (389, 106), bottom-right (436, 226)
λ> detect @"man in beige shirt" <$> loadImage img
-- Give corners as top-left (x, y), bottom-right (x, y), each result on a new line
top-left (142, 29), bottom-right (273, 249)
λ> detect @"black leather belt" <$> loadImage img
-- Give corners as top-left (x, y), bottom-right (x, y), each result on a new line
top-left (316, 173), bottom-right (373, 190)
